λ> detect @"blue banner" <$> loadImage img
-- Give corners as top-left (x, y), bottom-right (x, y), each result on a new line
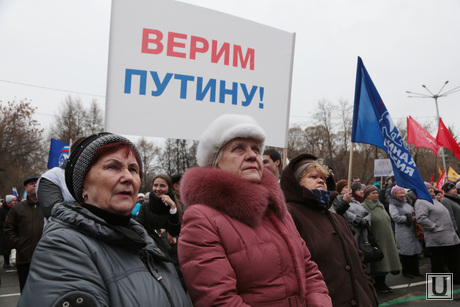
top-left (352, 57), bottom-right (432, 202)
top-left (47, 139), bottom-right (69, 169)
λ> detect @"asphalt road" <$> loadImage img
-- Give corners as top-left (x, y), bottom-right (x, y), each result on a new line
top-left (0, 256), bottom-right (459, 306)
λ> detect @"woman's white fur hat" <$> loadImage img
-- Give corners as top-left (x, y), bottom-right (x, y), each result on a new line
top-left (196, 114), bottom-right (266, 167)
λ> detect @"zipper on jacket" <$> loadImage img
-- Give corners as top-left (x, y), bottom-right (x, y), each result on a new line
top-left (140, 251), bottom-right (176, 307)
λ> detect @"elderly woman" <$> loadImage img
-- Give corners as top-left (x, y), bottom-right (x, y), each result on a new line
top-left (281, 154), bottom-right (378, 306)
top-left (388, 186), bottom-right (422, 278)
top-left (415, 182), bottom-right (460, 284)
top-left (362, 185), bottom-right (401, 293)
top-left (178, 114), bottom-right (332, 307)
top-left (18, 133), bottom-right (190, 307)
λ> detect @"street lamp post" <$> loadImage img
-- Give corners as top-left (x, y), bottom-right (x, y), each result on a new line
top-left (406, 81), bottom-right (460, 171)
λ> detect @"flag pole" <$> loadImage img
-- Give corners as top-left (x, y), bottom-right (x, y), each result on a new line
top-left (347, 142), bottom-right (354, 191)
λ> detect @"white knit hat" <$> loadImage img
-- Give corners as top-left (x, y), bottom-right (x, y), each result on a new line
top-left (196, 114), bottom-right (266, 167)
top-left (5, 195), bottom-right (16, 204)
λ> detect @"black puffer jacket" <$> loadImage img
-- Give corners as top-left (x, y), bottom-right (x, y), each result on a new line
top-left (136, 192), bottom-right (181, 236)
top-left (18, 202), bottom-right (190, 307)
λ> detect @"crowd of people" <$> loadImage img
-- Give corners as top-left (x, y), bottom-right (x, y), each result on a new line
top-left (0, 113), bottom-right (460, 306)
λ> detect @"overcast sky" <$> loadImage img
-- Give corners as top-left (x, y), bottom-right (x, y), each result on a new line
top-left (1, 0), bottom-right (459, 140)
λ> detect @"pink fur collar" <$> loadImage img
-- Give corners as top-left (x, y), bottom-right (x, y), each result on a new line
top-left (180, 167), bottom-right (287, 227)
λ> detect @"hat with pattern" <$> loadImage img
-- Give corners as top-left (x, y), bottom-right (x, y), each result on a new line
top-left (65, 132), bottom-right (142, 204)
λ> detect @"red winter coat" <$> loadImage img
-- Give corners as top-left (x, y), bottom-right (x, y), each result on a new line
top-left (178, 167), bottom-right (332, 307)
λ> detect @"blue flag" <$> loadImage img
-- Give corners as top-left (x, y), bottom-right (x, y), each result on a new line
top-left (47, 139), bottom-right (70, 169)
top-left (351, 57), bottom-right (432, 202)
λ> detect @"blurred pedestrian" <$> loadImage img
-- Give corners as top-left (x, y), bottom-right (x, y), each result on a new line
top-left (0, 195), bottom-right (17, 268)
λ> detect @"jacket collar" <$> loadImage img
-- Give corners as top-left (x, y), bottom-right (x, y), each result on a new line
top-left (180, 167), bottom-right (287, 227)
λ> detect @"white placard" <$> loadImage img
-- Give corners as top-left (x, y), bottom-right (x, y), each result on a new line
top-left (105, 0), bottom-right (295, 147)
top-left (374, 159), bottom-right (394, 177)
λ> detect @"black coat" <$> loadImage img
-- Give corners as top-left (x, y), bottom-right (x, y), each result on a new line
top-left (136, 192), bottom-right (181, 236)
top-left (0, 202), bottom-right (12, 255)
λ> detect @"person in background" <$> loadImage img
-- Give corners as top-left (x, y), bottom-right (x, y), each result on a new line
top-left (171, 173), bottom-right (184, 210)
top-left (343, 183), bottom-right (372, 242)
top-left (18, 133), bottom-right (190, 306)
top-left (179, 114), bottom-right (332, 307)
top-left (330, 179), bottom-right (351, 215)
top-left (441, 181), bottom-right (460, 236)
top-left (136, 174), bottom-right (182, 246)
top-left (36, 137), bottom-right (85, 219)
top-left (362, 183), bottom-right (401, 293)
top-left (378, 176), bottom-right (395, 209)
top-left (434, 190), bottom-right (444, 201)
top-left (263, 148), bottom-right (282, 181)
top-left (352, 176), bottom-right (361, 183)
top-left (0, 195), bottom-right (17, 268)
top-left (3, 176), bottom-right (43, 292)
top-left (388, 186), bottom-right (422, 278)
top-left (373, 178), bottom-right (382, 192)
top-left (136, 174), bottom-right (184, 288)
top-left (415, 182), bottom-right (460, 284)
top-left (281, 153), bottom-right (378, 306)
top-left (130, 193), bottom-right (145, 218)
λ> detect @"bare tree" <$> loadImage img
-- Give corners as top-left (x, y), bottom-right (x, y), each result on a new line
top-left (49, 95), bottom-right (87, 143)
top-left (158, 138), bottom-right (198, 175)
top-left (135, 137), bottom-right (161, 192)
top-left (0, 99), bottom-right (46, 196)
top-left (84, 99), bottom-right (104, 135)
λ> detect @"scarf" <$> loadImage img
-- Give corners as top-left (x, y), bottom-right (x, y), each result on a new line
top-left (310, 189), bottom-right (332, 209)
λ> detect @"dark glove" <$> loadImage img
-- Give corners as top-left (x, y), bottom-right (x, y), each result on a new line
top-left (353, 215), bottom-right (363, 227)
top-left (405, 213), bottom-right (413, 227)
top-left (359, 218), bottom-right (368, 227)
top-left (335, 199), bottom-right (350, 215)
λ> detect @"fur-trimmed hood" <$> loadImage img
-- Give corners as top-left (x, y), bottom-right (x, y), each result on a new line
top-left (180, 167), bottom-right (287, 227)
top-left (280, 153), bottom-right (337, 210)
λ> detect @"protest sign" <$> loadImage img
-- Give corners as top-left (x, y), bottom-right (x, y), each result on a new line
top-left (106, 0), bottom-right (295, 147)
top-left (374, 159), bottom-right (394, 177)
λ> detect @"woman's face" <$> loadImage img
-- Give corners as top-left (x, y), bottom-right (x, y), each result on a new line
top-left (83, 149), bottom-right (141, 216)
top-left (427, 186), bottom-right (435, 197)
top-left (299, 169), bottom-right (327, 191)
top-left (152, 178), bottom-right (170, 197)
top-left (216, 138), bottom-right (263, 184)
top-left (448, 187), bottom-right (457, 195)
top-left (354, 188), bottom-right (364, 197)
top-left (367, 190), bottom-right (379, 202)
top-left (340, 186), bottom-right (348, 195)
top-left (395, 189), bottom-right (406, 198)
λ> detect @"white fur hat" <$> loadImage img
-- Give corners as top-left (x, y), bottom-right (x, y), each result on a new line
top-left (196, 114), bottom-right (266, 167)
top-left (5, 195), bottom-right (16, 204)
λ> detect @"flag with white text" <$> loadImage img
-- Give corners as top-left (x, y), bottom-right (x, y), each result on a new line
top-left (351, 57), bottom-right (431, 202)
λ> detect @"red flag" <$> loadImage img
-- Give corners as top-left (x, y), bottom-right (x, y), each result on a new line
top-left (436, 117), bottom-right (460, 160)
top-left (436, 168), bottom-right (447, 191)
top-left (407, 116), bottom-right (440, 156)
